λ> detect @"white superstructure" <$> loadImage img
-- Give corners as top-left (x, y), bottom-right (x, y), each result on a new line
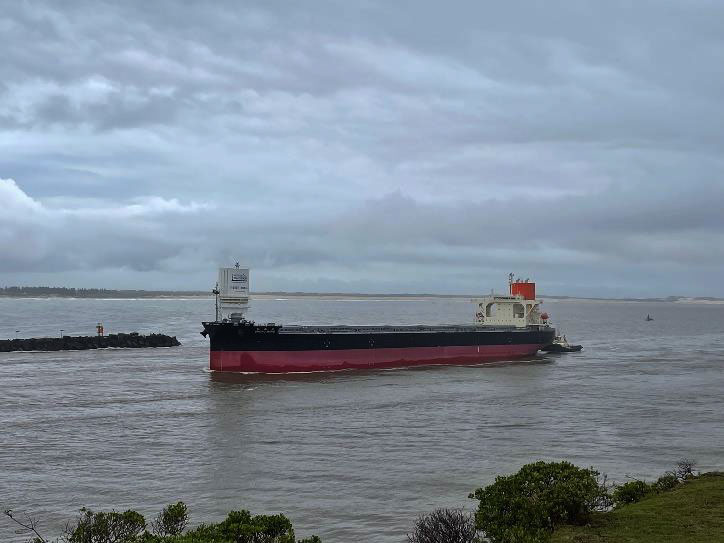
top-left (474, 275), bottom-right (548, 328)
top-left (211, 266), bottom-right (547, 328)
top-left (216, 263), bottom-right (250, 321)
top-left (474, 294), bottom-right (546, 328)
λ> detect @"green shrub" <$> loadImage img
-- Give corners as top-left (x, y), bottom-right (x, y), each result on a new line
top-left (59, 506), bottom-right (318, 543)
top-left (470, 461), bottom-right (604, 543)
top-left (611, 480), bottom-right (654, 507)
top-left (179, 510), bottom-right (297, 543)
top-left (66, 507), bottom-right (146, 543)
top-left (152, 502), bottom-right (188, 537)
top-left (610, 470), bottom-right (682, 508)
top-left (654, 472), bottom-right (680, 492)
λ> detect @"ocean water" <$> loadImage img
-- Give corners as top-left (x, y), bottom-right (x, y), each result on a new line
top-left (1, 297), bottom-right (723, 542)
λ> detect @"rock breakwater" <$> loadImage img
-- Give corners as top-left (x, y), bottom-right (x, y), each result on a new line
top-left (0, 332), bottom-right (181, 352)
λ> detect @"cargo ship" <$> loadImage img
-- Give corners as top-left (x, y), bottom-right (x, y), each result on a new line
top-left (201, 266), bottom-right (555, 373)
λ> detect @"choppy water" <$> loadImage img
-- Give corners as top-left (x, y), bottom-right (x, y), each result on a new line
top-left (1, 297), bottom-right (723, 542)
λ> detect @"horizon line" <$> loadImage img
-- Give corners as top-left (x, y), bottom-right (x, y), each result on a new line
top-left (0, 286), bottom-right (722, 302)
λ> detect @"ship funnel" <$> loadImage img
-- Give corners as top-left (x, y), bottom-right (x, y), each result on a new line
top-left (217, 265), bottom-right (250, 321)
top-left (510, 278), bottom-right (536, 300)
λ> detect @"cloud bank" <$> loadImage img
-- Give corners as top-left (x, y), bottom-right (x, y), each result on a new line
top-left (2, 1), bottom-right (723, 296)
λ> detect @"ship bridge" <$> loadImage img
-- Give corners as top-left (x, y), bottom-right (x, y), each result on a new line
top-left (474, 275), bottom-right (548, 328)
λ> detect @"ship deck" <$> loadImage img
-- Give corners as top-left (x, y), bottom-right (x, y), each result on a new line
top-left (275, 324), bottom-right (547, 334)
top-left (202, 321), bottom-right (552, 335)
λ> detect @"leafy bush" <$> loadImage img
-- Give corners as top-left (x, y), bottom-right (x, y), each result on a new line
top-left (610, 462), bottom-right (696, 508)
top-left (407, 508), bottom-right (480, 543)
top-left (177, 510), bottom-right (297, 543)
top-left (151, 502), bottom-right (188, 537)
top-left (470, 461), bottom-right (604, 543)
top-left (66, 507), bottom-right (146, 543)
top-left (611, 480), bottom-right (654, 507)
top-left (56, 505), bottom-right (319, 543)
top-left (654, 472), bottom-right (680, 492)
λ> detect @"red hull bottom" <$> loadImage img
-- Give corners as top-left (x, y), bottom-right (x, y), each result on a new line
top-left (210, 344), bottom-right (543, 373)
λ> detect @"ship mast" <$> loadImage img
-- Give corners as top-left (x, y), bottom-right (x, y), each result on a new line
top-left (212, 283), bottom-right (220, 322)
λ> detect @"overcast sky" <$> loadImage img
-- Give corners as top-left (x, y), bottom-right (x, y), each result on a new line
top-left (2, 1), bottom-right (723, 297)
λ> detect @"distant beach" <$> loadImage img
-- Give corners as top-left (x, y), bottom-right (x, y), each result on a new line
top-left (2, 286), bottom-right (723, 304)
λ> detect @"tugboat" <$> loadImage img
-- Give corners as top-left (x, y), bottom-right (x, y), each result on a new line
top-left (541, 334), bottom-right (583, 353)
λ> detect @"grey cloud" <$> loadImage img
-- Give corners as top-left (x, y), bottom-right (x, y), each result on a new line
top-left (1, 1), bottom-right (724, 296)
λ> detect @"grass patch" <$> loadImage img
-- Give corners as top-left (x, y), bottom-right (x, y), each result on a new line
top-left (551, 472), bottom-right (724, 543)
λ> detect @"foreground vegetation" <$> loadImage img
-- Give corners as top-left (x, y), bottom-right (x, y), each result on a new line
top-left (551, 472), bottom-right (724, 543)
top-left (4, 505), bottom-right (321, 543)
top-left (6, 460), bottom-right (721, 543)
top-left (408, 459), bottom-right (720, 543)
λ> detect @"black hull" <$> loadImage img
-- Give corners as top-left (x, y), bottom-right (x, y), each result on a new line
top-left (202, 322), bottom-right (556, 373)
top-left (202, 322), bottom-right (556, 352)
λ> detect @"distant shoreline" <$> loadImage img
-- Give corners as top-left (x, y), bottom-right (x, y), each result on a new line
top-left (1, 288), bottom-right (723, 304)
top-left (253, 293), bottom-right (724, 304)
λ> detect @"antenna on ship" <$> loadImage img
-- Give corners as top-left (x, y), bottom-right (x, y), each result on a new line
top-left (212, 282), bottom-right (220, 321)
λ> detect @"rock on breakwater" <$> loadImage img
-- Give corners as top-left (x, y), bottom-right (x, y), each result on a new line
top-left (0, 332), bottom-right (181, 352)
